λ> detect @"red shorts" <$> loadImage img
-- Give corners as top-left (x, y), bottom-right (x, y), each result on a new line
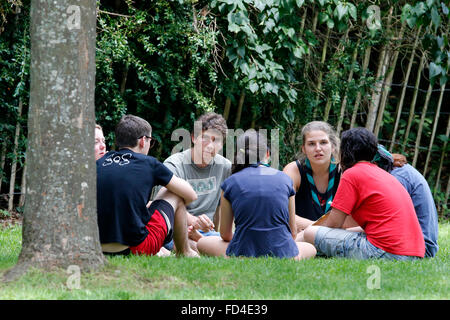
top-left (129, 209), bottom-right (168, 256)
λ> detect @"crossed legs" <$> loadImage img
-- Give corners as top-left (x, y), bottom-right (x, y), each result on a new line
top-left (153, 188), bottom-right (199, 257)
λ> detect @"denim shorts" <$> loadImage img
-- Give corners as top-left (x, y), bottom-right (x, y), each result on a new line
top-left (314, 227), bottom-right (420, 261)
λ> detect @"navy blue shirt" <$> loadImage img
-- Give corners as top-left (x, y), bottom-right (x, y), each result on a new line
top-left (222, 166), bottom-right (299, 258)
top-left (391, 164), bottom-right (439, 257)
top-left (96, 149), bottom-right (173, 246)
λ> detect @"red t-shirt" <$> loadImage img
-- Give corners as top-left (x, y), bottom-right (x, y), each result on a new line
top-left (332, 162), bottom-right (425, 257)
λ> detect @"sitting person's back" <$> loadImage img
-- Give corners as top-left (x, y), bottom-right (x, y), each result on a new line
top-left (97, 114), bottom-right (198, 257)
top-left (223, 165), bottom-right (298, 258)
top-left (334, 161), bottom-right (424, 257)
top-left (390, 155), bottom-right (439, 257)
top-left (197, 129), bottom-right (316, 260)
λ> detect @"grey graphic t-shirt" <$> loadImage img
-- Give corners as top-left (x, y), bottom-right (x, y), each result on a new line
top-left (162, 149), bottom-right (231, 220)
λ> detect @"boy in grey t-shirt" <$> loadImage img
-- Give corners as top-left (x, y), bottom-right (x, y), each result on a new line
top-left (160, 112), bottom-right (231, 246)
top-left (164, 148), bottom-right (231, 223)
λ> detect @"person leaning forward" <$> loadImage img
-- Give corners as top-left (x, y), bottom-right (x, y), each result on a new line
top-left (96, 114), bottom-right (198, 257)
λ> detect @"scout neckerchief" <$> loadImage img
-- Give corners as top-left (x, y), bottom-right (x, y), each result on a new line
top-left (304, 158), bottom-right (337, 214)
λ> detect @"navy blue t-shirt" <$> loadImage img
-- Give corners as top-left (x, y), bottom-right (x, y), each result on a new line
top-left (391, 164), bottom-right (439, 257)
top-left (221, 166), bottom-right (299, 258)
top-left (96, 149), bottom-right (173, 246)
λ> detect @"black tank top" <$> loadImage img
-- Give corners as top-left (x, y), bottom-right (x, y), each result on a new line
top-left (294, 160), bottom-right (341, 221)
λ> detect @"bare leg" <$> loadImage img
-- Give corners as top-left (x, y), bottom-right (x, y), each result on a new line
top-left (295, 230), bottom-right (305, 242)
top-left (303, 225), bottom-right (321, 246)
top-left (197, 236), bottom-right (229, 257)
top-left (294, 242), bottom-right (317, 260)
top-left (154, 188), bottom-right (198, 257)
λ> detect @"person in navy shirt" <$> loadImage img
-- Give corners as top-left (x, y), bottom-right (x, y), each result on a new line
top-left (97, 115), bottom-right (198, 257)
top-left (197, 129), bottom-right (316, 260)
top-left (376, 151), bottom-right (439, 258)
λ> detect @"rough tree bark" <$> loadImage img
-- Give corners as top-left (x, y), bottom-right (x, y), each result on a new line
top-left (4, 0), bottom-right (104, 281)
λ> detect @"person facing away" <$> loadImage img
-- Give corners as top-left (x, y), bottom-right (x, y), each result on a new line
top-left (161, 112), bottom-right (231, 241)
top-left (374, 150), bottom-right (439, 258)
top-left (283, 121), bottom-right (357, 232)
top-left (197, 129), bottom-right (316, 260)
top-left (96, 114), bottom-right (198, 257)
top-left (303, 127), bottom-right (425, 260)
top-left (95, 124), bottom-right (107, 161)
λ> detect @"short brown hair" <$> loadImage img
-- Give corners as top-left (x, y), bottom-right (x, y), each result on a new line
top-left (115, 115), bottom-right (152, 150)
top-left (193, 112), bottom-right (228, 138)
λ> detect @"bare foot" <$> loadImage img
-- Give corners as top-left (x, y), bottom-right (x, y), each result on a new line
top-left (177, 248), bottom-right (200, 258)
top-left (156, 246), bottom-right (172, 257)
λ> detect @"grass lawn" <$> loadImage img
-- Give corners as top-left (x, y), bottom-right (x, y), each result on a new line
top-left (0, 222), bottom-right (448, 300)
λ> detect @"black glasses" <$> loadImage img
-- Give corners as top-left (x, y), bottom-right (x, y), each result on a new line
top-left (138, 135), bottom-right (156, 149)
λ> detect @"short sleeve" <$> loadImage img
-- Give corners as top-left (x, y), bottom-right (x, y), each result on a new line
top-left (330, 173), bottom-right (358, 215)
top-left (284, 172), bottom-right (296, 197)
top-left (221, 177), bottom-right (233, 202)
top-left (151, 158), bottom-right (174, 187)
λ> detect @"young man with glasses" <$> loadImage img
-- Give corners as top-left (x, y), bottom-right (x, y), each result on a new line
top-left (96, 114), bottom-right (199, 257)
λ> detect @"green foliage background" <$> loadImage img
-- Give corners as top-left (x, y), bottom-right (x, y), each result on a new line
top-left (0, 0), bottom-right (449, 217)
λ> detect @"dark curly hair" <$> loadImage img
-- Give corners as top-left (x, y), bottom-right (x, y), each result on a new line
top-left (340, 127), bottom-right (378, 171)
top-left (192, 112), bottom-right (228, 139)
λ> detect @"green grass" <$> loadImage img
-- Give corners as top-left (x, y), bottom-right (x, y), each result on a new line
top-left (0, 222), bottom-right (449, 300)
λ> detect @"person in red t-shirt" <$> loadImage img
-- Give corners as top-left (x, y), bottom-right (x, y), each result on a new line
top-left (303, 127), bottom-right (425, 260)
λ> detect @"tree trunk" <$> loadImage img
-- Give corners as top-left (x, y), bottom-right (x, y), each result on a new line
top-left (4, 0), bottom-right (104, 281)
top-left (445, 175), bottom-right (450, 216)
top-left (374, 22), bottom-right (405, 137)
top-left (389, 28), bottom-right (422, 151)
top-left (337, 39), bottom-right (359, 135)
top-left (423, 83), bottom-right (446, 177)
top-left (350, 45), bottom-right (371, 129)
top-left (366, 47), bottom-right (389, 132)
top-left (120, 62), bottom-right (129, 95)
top-left (0, 140), bottom-right (7, 193)
top-left (8, 99), bottom-right (23, 212)
top-left (234, 90), bottom-right (245, 128)
top-left (299, 6), bottom-right (307, 36)
top-left (366, 8), bottom-right (393, 132)
top-left (401, 52), bottom-right (426, 153)
top-left (313, 28), bottom-right (331, 119)
top-left (223, 96), bottom-right (231, 121)
top-left (412, 82), bottom-right (433, 168)
top-left (324, 30), bottom-right (350, 122)
top-left (18, 159), bottom-right (27, 208)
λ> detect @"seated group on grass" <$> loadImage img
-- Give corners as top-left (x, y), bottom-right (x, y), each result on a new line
top-left (94, 114), bottom-right (438, 261)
